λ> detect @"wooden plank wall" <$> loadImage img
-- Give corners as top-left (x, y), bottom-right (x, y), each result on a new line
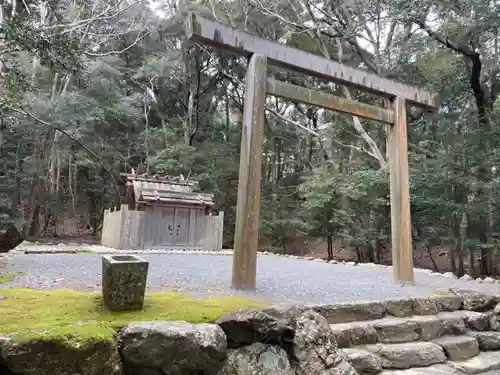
top-left (101, 207), bottom-right (224, 251)
top-left (101, 208), bottom-right (123, 248)
top-left (201, 212), bottom-right (224, 251)
top-left (119, 206), bottom-right (145, 249)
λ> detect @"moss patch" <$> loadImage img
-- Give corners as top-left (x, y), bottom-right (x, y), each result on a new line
top-left (0, 288), bottom-right (269, 342)
top-left (0, 272), bottom-right (23, 284)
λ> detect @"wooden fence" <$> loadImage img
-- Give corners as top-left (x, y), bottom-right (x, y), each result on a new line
top-left (202, 211), bottom-right (224, 250)
top-left (101, 205), bottom-right (224, 250)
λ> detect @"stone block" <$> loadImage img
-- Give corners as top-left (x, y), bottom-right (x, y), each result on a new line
top-left (408, 315), bottom-right (443, 340)
top-left (313, 301), bottom-right (387, 324)
top-left (385, 299), bottom-right (414, 317)
top-left (438, 310), bottom-right (489, 331)
top-left (437, 312), bottom-right (467, 335)
top-left (433, 295), bottom-right (463, 312)
top-left (373, 318), bottom-right (420, 343)
top-left (379, 364), bottom-right (468, 374)
top-left (467, 331), bottom-right (500, 351)
top-left (450, 289), bottom-right (498, 312)
top-left (119, 321), bottom-right (227, 375)
top-left (364, 342), bottom-right (446, 369)
top-left (102, 255), bottom-right (149, 311)
top-left (219, 343), bottom-right (294, 375)
top-left (448, 351), bottom-right (500, 373)
top-left (341, 348), bottom-right (382, 374)
top-left (330, 322), bottom-right (378, 347)
top-left (0, 332), bottom-right (122, 375)
top-left (412, 298), bottom-right (439, 315)
top-left (432, 335), bottom-right (479, 361)
top-left (461, 311), bottom-right (490, 331)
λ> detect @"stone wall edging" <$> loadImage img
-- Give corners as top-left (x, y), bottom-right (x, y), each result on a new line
top-left (273, 288), bottom-right (499, 324)
top-left (1, 289), bottom-right (500, 375)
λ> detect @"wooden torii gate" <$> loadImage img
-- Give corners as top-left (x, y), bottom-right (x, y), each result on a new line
top-left (186, 13), bottom-right (439, 290)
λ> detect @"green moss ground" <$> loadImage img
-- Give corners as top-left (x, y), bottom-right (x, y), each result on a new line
top-left (0, 288), bottom-right (269, 343)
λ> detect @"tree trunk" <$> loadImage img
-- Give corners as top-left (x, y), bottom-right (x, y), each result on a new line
top-left (28, 205), bottom-right (41, 237)
top-left (355, 246), bottom-right (363, 263)
top-left (326, 235), bottom-right (334, 261)
top-left (456, 211), bottom-right (467, 277)
top-left (10, 139), bottom-right (21, 209)
top-left (468, 244), bottom-right (475, 277)
top-left (271, 136), bottom-right (279, 221)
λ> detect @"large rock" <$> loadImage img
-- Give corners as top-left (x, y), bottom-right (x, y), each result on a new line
top-left (218, 343), bottom-right (294, 375)
top-left (379, 363), bottom-right (468, 374)
top-left (408, 315), bottom-right (443, 341)
top-left (341, 348), bottom-right (382, 374)
top-left (312, 302), bottom-right (386, 324)
top-left (437, 312), bottom-right (467, 335)
top-left (0, 332), bottom-right (122, 375)
top-left (433, 295), bottom-right (463, 312)
top-left (467, 331), bottom-right (500, 351)
top-left (448, 351), bottom-right (500, 373)
top-left (489, 314), bottom-right (499, 331)
top-left (119, 321), bottom-right (227, 375)
top-left (450, 289), bottom-right (498, 312)
top-left (432, 335), bottom-right (479, 361)
top-left (372, 318), bottom-right (420, 343)
top-left (412, 298), bottom-right (439, 315)
top-left (216, 304), bottom-right (300, 348)
top-left (330, 322), bottom-right (378, 347)
top-left (461, 311), bottom-right (490, 331)
top-left (290, 310), bottom-right (358, 375)
top-left (365, 342), bottom-right (446, 369)
top-left (330, 324), bottom-right (353, 348)
top-left (384, 299), bottom-right (414, 318)
top-left (438, 310), bottom-right (488, 331)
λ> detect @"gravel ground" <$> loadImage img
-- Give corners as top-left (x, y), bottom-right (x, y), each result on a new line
top-left (1, 253), bottom-right (500, 303)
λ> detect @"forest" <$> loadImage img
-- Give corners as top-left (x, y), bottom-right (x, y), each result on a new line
top-left (0, 0), bottom-right (499, 277)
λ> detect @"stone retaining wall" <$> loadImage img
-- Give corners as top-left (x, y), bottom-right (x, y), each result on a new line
top-left (1, 289), bottom-right (499, 375)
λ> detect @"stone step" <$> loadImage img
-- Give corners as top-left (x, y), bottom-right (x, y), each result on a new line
top-left (379, 365), bottom-right (467, 375)
top-left (343, 343), bottom-right (500, 374)
top-left (331, 311), bottom-right (491, 348)
top-left (431, 336), bottom-right (479, 361)
top-left (378, 364), bottom-right (466, 374)
top-left (448, 351), bottom-right (500, 374)
top-left (377, 355), bottom-right (500, 375)
top-left (315, 294), bottom-right (466, 325)
top-left (362, 342), bottom-right (447, 369)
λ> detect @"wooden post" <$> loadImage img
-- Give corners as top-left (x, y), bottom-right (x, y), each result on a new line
top-left (232, 54), bottom-right (267, 290)
top-left (388, 97), bottom-right (414, 283)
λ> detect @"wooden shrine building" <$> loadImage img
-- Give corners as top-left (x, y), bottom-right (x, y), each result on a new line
top-left (100, 173), bottom-right (223, 250)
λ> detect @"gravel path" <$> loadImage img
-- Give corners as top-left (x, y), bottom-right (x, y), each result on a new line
top-left (1, 253), bottom-right (500, 303)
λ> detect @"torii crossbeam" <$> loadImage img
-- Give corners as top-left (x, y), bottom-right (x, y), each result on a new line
top-left (186, 13), bottom-right (439, 289)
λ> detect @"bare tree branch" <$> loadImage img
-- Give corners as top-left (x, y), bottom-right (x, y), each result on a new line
top-left (85, 29), bottom-right (151, 57)
top-left (4, 104), bottom-right (121, 201)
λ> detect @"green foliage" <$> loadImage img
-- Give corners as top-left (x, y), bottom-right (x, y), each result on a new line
top-left (155, 144), bottom-right (197, 175)
top-left (0, 201), bottom-right (19, 229)
top-left (299, 168), bottom-right (350, 238)
top-left (1, 0), bottom-right (500, 275)
top-left (4, 16), bottom-right (83, 74)
top-left (260, 218), bottom-right (306, 253)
